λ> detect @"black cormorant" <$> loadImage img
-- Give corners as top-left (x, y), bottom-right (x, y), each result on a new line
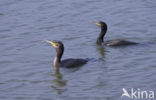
top-left (95, 21), bottom-right (137, 46)
top-left (45, 40), bottom-right (88, 68)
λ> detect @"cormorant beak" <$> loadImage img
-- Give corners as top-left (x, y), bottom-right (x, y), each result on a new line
top-left (45, 40), bottom-right (56, 47)
top-left (95, 22), bottom-right (102, 27)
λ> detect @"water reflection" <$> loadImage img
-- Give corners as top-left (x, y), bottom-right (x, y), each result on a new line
top-left (96, 46), bottom-right (106, 60)
top-left (51, 68), bottom-right (67, 94)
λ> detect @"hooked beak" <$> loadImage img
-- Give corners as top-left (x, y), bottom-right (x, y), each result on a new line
top-left (94, 22), bottom-right (102, 27)
top-left (45, 40), bottom-right (56, 47)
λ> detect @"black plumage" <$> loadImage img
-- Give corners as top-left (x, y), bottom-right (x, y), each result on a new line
top-left (95, 21), bottom-right (137, 46)
top-left (45, 40), bottom-right (88, 68)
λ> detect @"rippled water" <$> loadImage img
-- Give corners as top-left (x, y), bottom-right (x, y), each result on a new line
top-left (0, 0), bottom-right (156, 100)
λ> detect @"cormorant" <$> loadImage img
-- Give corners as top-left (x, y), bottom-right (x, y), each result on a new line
top-left (45, 40), bottom-right (88, 68)
top-left (95, 21), bottom-right (137, 46)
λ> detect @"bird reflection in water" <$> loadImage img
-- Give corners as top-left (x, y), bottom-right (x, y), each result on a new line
top-left (96, 46), bottom-right (106, 61)
top-left (51, 68), bottom-right (67, 95)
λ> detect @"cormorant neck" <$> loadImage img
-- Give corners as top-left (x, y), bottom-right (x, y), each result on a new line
top-left (53, 47), bottom-right (64, 67)
top-left (96, 27), bottom-right (107, 45)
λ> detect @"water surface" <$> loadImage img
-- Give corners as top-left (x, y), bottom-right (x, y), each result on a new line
top-left (0, 0), bottom-right (156, 100)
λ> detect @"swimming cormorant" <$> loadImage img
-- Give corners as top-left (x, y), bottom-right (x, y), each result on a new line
top-left (45, 40), bottom-right (88, 68)
top-left (95, 21), bottom-right (137, 46)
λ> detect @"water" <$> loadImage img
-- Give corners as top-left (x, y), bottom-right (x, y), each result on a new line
top-left (0, 0), bottom-right (156, 100)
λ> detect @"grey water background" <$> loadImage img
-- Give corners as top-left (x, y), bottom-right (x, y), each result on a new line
top-left (0, 0), bottom-right (156, 100)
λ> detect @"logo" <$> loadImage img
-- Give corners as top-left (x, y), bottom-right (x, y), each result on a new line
top-left (121, 88), bottom-right (155, 99)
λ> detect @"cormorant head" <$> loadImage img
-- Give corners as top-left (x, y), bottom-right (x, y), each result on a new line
top-left (45, 40), bottom-right (64, 49)
top-left (45, 40), bottom-right (64, 65)
top-left (95, 21), bottom-right (107, 44)
top-left (95, 21), bottom-right (107, 30)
